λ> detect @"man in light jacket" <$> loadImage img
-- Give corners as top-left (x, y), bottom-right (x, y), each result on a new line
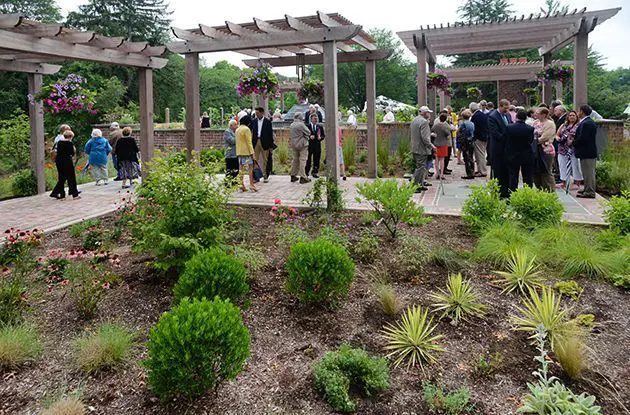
top-left (410, 106), bottom-right (436, 192)
top-left (289, 112), bottom-right (311, 184)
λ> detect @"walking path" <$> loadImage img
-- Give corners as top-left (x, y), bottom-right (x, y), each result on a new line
top-left (0, 163), bottom-right (607, 235)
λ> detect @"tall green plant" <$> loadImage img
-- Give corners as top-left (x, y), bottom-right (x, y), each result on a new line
top-left (377, 136), bottom-right (390, 170)
top-left (509, 186), bottom-right (564, 229)
top-left (342, 131), bottom-right (357, 168)
top-left (462, 180), bottom-right (509, 233)
top-left (0, 110), bottom-right (31, 174)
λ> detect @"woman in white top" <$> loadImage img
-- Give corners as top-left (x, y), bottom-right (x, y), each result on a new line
top-left (382, 107), bottom-right (395, 123)
top-left (346, 110), bottom-right (357, 128)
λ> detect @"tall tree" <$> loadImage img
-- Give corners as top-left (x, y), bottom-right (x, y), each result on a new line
top-left (66, 0), bottom-right (172, 45)
top-left (0, 0), bottom-right (61, 22)
top-left (457, 0), bottom-right (513, 24)
top-left (540, 0), bottom-right (569, 16)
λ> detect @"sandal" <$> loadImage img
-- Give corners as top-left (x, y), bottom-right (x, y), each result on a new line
top-left (249, 187), bottom-right (258, 192)
top-left (241, 187), bottom-right (248, 192)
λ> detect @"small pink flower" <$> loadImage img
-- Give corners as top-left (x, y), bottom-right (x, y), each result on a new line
top-left (102, 282), bottom-right (110, 289)
top-left (274, 199), bottom-right (281, 205)
top-left (271, 206), bottom-right (278, 211)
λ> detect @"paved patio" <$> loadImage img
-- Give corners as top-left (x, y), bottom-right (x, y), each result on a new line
top-left (0, 163), bottom-right (607, 236)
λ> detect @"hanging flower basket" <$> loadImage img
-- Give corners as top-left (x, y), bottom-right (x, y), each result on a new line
top-left (536, 63), bottom-right (574, 84)
top-left (298, 79), bottom-right (324, 104)
top-left (28, 74), bottom-right (97, 115)
top-left (427, 71), bottom-right (451, 92)
top-left (466, 87), bottom-right (482, 100)
top-left (523, 87), bottom-right (539, 96)
top-left (237, 62), bottom-right (279, 97)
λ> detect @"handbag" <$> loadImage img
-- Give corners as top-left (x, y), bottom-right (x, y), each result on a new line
top-left (542, 143), bottom-right (556, 157)
top-left (252, 160), bottom-right (264, 182)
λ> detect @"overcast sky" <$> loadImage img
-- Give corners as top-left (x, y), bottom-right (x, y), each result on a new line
top-left (57, 0), bottom-right (629, 74)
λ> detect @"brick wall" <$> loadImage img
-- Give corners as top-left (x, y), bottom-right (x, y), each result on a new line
top-left (498, 80), bottom-right (528, 105)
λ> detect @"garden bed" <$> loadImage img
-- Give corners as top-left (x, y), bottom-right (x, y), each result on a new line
top-left (2, 207), bottom-right (629, 414)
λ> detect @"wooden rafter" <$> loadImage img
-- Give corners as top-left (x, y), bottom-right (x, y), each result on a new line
top-left (242, 49), bottom-right (392, 67)
top-left (317, 11), bottom-right (375, 51)
top-left (224, 21), bottom-right (293, 57)
top-left (538, 18), bottom-right (585, 55)
top-left (0, 59), bottom-right (61, 74)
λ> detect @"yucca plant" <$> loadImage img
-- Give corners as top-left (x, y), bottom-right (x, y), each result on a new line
top-left (381, 305), bottom-right (445, 371)
top-left (495, 250), bottom-right (545, 295)
top-left (429, 273), bottom-right (487, 325)
top-left (510, 287), bottom-right (571, 351)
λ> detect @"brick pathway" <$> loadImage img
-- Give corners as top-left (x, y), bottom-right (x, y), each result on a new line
top-left (1, 163), bottom-right (607, 235)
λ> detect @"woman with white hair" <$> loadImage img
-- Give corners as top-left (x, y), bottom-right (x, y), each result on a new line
top-left (383, 107), bottom-right (395, 123)
top-left (346, 110), bottom-right (357, 128)
top-left (224, 119), bottom-right (239, 184)
top-left (84, 128), bottom-right (112, 185)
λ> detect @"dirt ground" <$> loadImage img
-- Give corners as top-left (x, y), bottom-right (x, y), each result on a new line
top-left (1, 207), bottom-right (629, 414)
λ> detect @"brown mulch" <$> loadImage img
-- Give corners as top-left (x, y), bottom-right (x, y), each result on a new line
top-left (1, 208), bottom-right (629, 414)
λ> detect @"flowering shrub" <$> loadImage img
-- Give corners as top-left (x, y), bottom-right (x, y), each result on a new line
top-left (270, 199), bottom-right (299, 223)
top-left (0, 228), bottom-right (42, 266)
top-left (237, 62), bottom-right (279, 97)
top-left (467, 87), bottom-right (482, 100)
top-left (29, 74), bottom-right (97, 115)
top-left (536, 64), bottom-right (574, 84)
top-left (298, 79), bottom-right (324, 103)
top-left (427, 71), bottom-right (451, 92)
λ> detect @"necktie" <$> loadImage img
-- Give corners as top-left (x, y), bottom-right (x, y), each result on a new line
top-left (502, 114), bottom-right (508, 126)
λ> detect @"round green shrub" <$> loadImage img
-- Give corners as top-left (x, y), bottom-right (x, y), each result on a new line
top-left (11, 170), bottom-right (37, 197)
top-left (285, 237), bottom-right (355, 303)
top-left (144, 298), bottom-right (250, 400)
top-left (509, 186), bottom-right (564, 229)
top-left (173, 248), bottom-right (248, 304)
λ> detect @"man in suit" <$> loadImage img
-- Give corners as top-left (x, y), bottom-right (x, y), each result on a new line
top-left (573, 104), bottom-right (598, 198)
top-left (552, 105), bottom-right (567, 183)
top-left (250, 107), bottom-right (274, 182)
top-left (304, 104), bottom-right (323, 124)
top-left (505, 109), bottom-right (535, 193)
top-left (487, 99), bottom-right (513, 198)
top-left (305, 112), bottom-right (325, 178)
top-left (410, 106), bottom-right (436, 192)
top-left (470, 102), bottom-right (489, 177)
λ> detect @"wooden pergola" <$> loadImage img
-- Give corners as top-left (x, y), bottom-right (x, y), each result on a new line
top-left (0, 14), bottom-right (168, 194)
top-left (168, 12), bottom-right (390, 179)
top-left (397, 7), bottom-right (621, 111)
top-left (441, 60), bottom-right (573, 106)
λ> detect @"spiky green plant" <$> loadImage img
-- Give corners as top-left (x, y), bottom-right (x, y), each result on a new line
top-left (510, 287), bottom-right (572, 350)
top-left (381, 305), bottom-right (445, 371)
top-left (495, 250), bottom-right (545, 295)
top-left (373, 282), bottom-right (402, 315)
top-left (560, 243), bottom-right (626, 279)
top-left (474, 221), bottom-right (534, 269)
top-left (429, 273), bottom-right (487, 325)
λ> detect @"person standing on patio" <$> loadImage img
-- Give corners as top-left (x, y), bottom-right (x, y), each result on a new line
top-left (457, 110), bottom-right (476, 180)
top-left (290, 112), bottom-right (311, 184)
top-left (532, 107), bottom-right (556, 192)
top-left (573, 105), bottom-right (598, 199)
top-left (555, 110), bottom-right (583, 190)
top-left (201, 111), bottom-right (211, 128)
top-left (50, 124), bottom-right (72, 199)
top-left (108, 122), bottom-right (123, 181)
top-left (432, 112), bottom-right (452, 180)
top-left (304, 104), bottom-right (323, 124)
top-left (224, 119), bottom-right (239, 185)
top-left (488, 99), bottom-right (512, 198)
top-left (250, 107), bottom-right (274, 183)
top-left (236, 115), bottom-right (257, 192)
top-left (50, 130), bottom-right (81, 200)
top-left (305, 113), bottom-right (324, 179)
top-left (383, 107), bottom-right (395, 123)
top-left (410, 106), bottom-right (436, 192)
top-left (346, 110), bottom-right (358, 128)
top-left (505, 109), bottom-right (535, 193)
top-left (470, 102), bottom-right (488, 177)
top-left (84, 129), bottom-right (112, 186)
top-left (114, 127), bottom-right (140, 189)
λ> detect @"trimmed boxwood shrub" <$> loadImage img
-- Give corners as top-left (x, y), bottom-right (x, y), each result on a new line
top-left (144, 298), bottom-right (250, 400)
top-left (285, 237), bottom-right (355, 304)
top-left (509, 186), bottom-right (564, 229)
top-left (173, 248), bottom-right (248, 304)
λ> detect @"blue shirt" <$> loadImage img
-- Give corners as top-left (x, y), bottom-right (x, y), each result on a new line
top-left (84, 137), bottom-right (112, 166)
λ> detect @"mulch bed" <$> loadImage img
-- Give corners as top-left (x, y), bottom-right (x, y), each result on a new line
top-left (1, 207), bottom-right (629, 414)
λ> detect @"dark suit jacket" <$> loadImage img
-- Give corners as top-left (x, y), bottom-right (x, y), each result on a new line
top-left (554, 113), bottom-right (567, 131)
top-left (307, 122), bottom-right (325, 142)
top-left (505, 121), bottom-right (535, 161)
top-left (487, 109), bottom-right (512, 163)
top-left (304, 110), bottom-right (323, 124)
top-left (250, 116), bottom-right (274, 150)
top-left (471, 110), bottom-right (489, 142)
top-left (573, 116), bottom-right (598, 159)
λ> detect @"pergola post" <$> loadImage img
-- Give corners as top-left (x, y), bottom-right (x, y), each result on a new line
top-left (365, 59), bottom-right (377, 178)
top-left (416, 42), bottom-right (427, 107)
top-left (138, 68), bottom-right (154, 177)
top-left (261, 95), bottom-right (269, 116)
top-left (184, 53), bottom-right (200, 161)
top-left (555, 81), bottom-right (564, 102)
top-left (428, 61), bottom-right (436, 114)
top-left (573, 29), bottom-right (588, 109)
top-left (323, 40), bottom-right (339, 184)
top-left (165, 107), bottom-right (170, 124)
top-left (542, 53), bottom-right (553, 105)
top-left (280, 92), bottom-right (285, 112)
top-left (27, 73), bottom-right (45, 194)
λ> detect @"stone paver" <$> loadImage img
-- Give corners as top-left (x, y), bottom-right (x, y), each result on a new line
top-left (2, 163), bottom-right (607, 236)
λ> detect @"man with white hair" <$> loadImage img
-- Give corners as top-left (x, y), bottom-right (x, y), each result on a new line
top-left (108, 122), bottom-right (123, 180)
top-left (410, 106), bottom-right (436, 192)
top-left (290, 112), bottom-right (312, 184)
top-left (479, 100), bottom-right (488, 114)
top-left (304, 104), bottom-right (323, 124)
top-left (470, 102), bottom-right (489, 177)
top-left (237, 108), bottom-right (248, 121)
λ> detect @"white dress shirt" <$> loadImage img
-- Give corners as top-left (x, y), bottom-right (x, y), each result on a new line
top-left (256, 116), bottom-right (264, 137)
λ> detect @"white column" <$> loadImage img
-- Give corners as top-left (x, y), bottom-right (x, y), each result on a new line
top-left (27, 73), bottom-right (45, 194)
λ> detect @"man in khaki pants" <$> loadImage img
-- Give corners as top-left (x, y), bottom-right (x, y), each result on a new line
top-left (289, 113), bottom-right (311, 184)
top-left (470, 102), bottom-right (489, 177)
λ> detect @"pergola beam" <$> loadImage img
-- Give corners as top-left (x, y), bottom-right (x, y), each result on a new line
top-left (224, 21), bottom-right (293, 57)
top-left (242, 49), bottom-right (392, 67)
top-left (0, 14), bottom-right (21, 29)
top-left (413, 33), bottom-right (436, 65)
top-left (14, 24), bottom-right (63, 37)
top-left (252, 18), bottom-right (311, 55)
top-left (0, 59), bottom-right (61, 74)
top-left (167, 25), bottom-right (362, 54)
top-left (0, 29), bottom-right (167, 68)
top-left (315, 11), bottom-right (364, 52)
top-left (539, 18), bottom-right (584, 55)
top-left (284, 15), bottom-right (325, 53)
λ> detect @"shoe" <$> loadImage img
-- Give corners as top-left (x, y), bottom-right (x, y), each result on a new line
top-left (342, 176), bottom-right (347, 181)
top-left (444, 170), bottom-right (452, 175)
top-left (299, 177), bottom-right (311, 184)
top-left (415, 186), bottom-right (428, 193)
top-left (577, 189), bottom-right (585, 194)
top-left (312, 174), bottom-right (319, 179)
top-left (474, 172), bottom-right (487, 177)
top-left (249, 186), bottom-right (258, 192)
top-left (576, 193), bottom-right (595, 199)
top-left (122, 185), bottom-right (130, 189)
top-left (103, 180), bottom-right (109, 185)
top-left (72, 195), bottom-right (81, 200)
top-left (422, 181), bottom-right (432, 187)
top-left (291, 176), bottom-right (299, 182)
top-left (114, 177), bottom-right (122, 181)
top-left (461, 176), bottom-right (475, 180)
top-left (263, 176), bottom-right (269, 183)
top-left (428, 172), bottom-right (434, 177)
top-left (95, 181), bottom-right (101, 186)
top-left (457, 161), bottom-right (464, 165)
top-left (49, 193), bottom-right (60, 199)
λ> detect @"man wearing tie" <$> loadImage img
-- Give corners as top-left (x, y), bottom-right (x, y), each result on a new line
top-left (573, 105), bottom-right (598, 198)
top-left (305, 113), bottom-right (324, 178)
top-left (249, 107), bottom-right (274, 183)
top-left (487, 99), bottom-right (513, 198)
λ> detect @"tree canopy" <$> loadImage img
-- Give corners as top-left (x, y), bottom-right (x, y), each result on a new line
top-left (0, 0), bottom-right (61, 22)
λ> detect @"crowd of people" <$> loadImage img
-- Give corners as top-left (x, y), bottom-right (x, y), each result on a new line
top-left (49, 122), bottom-right (141, 200)
top-left (409, 99), bottom-right (599, 198)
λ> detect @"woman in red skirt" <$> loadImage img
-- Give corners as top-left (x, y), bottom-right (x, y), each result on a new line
top-left (432, 112), bottom-right (454, 180)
